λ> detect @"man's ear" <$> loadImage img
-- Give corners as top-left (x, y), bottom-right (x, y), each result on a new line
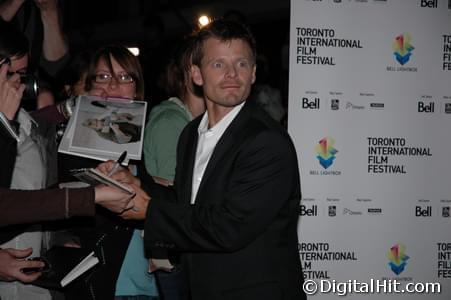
top-left (191, 65), bottom-right (203, 86)
top-left (251, 64), bottom-right (256, 84)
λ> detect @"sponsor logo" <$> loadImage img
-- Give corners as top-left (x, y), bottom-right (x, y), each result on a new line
top-left (315, 137), bottom-right (338, 169)
top-left (302, 97), bottom-right (320, 109)
top-left (415, 206), bottom-right (432, 217)
top-left (443, 206), bottom-right (450, 217)
top-left (331, 99), bottom-right (339, 110)
top-left (343, 208), bottom-right (362, 215)
top-left (393, 34), bottom-right (414, 65)
top-left (345, 102), bottom-right (365, 110)
top-left (328, 205), bottom-right (336, 216)
top-left (388, 244), bottom-right (409, 275)
top-left (444, 103), bottom-right (451, 113)
top-left (370, 103), bottom-right (384, 109)
top-left (418, 101), bottom-right (434, 113)
top-left (300, 205), bottom-right (318, 216)
top-left (368, 208), bottom-right (383, 215)
top-left (420, 0), bottom-right (437, 8)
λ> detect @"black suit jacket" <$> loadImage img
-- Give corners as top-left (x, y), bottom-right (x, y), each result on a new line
top-left (145, 101), bottom-right (305, 300)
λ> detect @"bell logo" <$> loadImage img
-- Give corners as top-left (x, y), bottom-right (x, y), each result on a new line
top-left (302, 97), bottom-right (320, 109)
top-left (415, 206), bottom-right (432, 217)
top-left (420, 0), bottom-right (437, 7)
top-left (418, 101), bottom-right (434, 113)
top-left (300, 205), bottom-right (318, 216)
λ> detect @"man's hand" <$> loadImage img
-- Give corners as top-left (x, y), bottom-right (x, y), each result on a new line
top-left (0, 63), bottom-right (24, 120)
top-left (94, 185), bottom-right (135, 214)
top-left (96, 161), bottom-right (141, 186)
top-left (0, 248), bottom-right (43, 283)
top-left (120, 185), bottom-right (150, 220)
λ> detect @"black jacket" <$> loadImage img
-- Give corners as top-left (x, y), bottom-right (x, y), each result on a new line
top-left (145, 101), bottom-right (305, 300)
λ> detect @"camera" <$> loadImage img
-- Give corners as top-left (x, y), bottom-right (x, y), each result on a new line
top-left (19, 73), bottom-right (39, 100)
top-left (1, 57), bottom-right (39, 100)
top-left (21, 256), bottom-right (50, 274)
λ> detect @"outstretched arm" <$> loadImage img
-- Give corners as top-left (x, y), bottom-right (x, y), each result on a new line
top-left (0, 0), bottom-right (25, 22)
top-left (35, 0), bottom-right (68, 62)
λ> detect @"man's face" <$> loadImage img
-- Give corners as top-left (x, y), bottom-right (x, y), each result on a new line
top-left (8, 55), bottom-right (28, 89)
top-left (191, 38), bottom-right (256, 116)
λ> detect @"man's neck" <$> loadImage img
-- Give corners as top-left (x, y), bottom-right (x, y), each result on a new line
top-left (184, 92), bottom-right (205, 119)
top-left (206, 105), bottom-right (233, 128)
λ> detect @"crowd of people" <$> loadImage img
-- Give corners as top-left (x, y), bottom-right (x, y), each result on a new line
top-left (0, 1), bottom-right (304, 299)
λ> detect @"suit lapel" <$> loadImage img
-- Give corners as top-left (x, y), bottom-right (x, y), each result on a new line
top-left (178, 119), bottom-right (200, 205)
top-left (194, 101), bottom-right (253, 203)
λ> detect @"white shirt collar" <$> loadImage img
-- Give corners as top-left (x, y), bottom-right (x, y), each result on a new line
top-left (197, 101), bottom-right (245, 137)
top-left (17, 108), bottom-right (38, 138)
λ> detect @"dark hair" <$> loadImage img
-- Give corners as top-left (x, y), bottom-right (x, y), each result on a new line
top-left (85, 45), bottom-right (144, 100)
top-left (60, 50), bottom-right (91, 86)
top-left (0, 19), bottom-right (29, 61)
top-left (162, 35), bottom-right (202, 99)
top-left (191, 19), bottom-right (257, 67)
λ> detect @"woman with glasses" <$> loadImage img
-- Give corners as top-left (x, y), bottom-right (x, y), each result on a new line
top-left (64, 45), bottom-right (158, 300)
top-left (85, 45), bottom-right (144, 101)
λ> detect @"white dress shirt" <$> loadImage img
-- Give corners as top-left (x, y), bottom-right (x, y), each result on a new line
top-left (191, 102), bottom-right (245, 204)
top-left (0, 109), bottom-right (50, 300)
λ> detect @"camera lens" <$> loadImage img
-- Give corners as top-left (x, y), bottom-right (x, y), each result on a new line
top-left (20, 74), bottom-right (38, 100)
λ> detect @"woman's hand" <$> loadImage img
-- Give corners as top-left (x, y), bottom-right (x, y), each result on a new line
top-left (94, 185), bottom-right (135, 214)
top-left (0, 63), bottom-right (24, 120)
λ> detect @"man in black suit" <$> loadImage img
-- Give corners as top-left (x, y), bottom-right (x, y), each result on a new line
top-left (106, 19), bottom-right (306, 300)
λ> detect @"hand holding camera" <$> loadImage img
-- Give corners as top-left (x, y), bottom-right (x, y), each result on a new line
top-left (0, 62), bottom-right (25, 120)
top-left (0, 247), bottom-right (44, 283)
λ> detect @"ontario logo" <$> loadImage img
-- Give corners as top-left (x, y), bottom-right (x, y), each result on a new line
top-left (393, 34), bottom-right (414, 65)
top-left (315, 137), bottom-right (338, 169)
top-left (387, 244), bottom-right (409, 275)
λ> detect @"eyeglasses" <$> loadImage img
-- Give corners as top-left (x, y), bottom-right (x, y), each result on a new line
top-left (94, 73), bottom-right (134, 84)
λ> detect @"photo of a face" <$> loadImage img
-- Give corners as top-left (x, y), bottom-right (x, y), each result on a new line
top-left (69, 96), bottom-right (146, 159)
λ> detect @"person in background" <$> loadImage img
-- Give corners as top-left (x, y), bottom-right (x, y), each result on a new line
top-left (143, 35), bottom-right (205, 300)
top-left (0, 0), bottom-right (69, 110)
top-left (0, 62), bottom-right (134, 280)
top-left (0, 0), bottom-right (68, 72)
top-left (64, 45), bottom-right (158, 300)
top-left (249, 54), bottom-right (286, 123)
top-left (0, 17), bottom-right (60, 300)
top-left (0, 62), bottom-right (134, 223)
top-left (58, 50), bottom-right (91, 99)
top-left (144, 35), bottom-right (205, 186)
top-left (101, 19), bottom-right (305, 300)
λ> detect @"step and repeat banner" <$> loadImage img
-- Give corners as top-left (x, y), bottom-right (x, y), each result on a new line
top-left (288, 0), bottom-right (451, 298)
